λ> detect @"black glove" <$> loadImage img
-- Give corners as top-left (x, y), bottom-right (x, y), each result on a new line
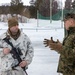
top-left (49, 39), bottom-right (62, 52)
top-left (43, 37), bottom-right (57, 47)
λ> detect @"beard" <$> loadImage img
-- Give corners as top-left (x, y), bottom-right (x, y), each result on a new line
top-left (8, 28), bottom-right (20, 40)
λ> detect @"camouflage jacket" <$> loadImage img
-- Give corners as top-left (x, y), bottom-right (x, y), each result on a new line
top-left (57, 27), bottom-right (75, 73)
top-left (0, 30), bottom-right (34, 72)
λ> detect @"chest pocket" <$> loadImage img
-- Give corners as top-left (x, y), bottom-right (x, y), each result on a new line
top-left (62, 36), bottom-right (68, 45)
top-left (72, 38), bottom-right (75, 48)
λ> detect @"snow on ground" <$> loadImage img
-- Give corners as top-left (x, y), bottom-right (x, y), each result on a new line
top-left (0, 19), bottom-right (64, 75)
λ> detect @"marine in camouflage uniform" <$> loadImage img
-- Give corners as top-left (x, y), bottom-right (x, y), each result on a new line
top-left (43, 13), bottom-right (75, 75)
top-left (57, 27), bottom-right (75, 74)
top-left (0, 17), bottom-right (34, 75)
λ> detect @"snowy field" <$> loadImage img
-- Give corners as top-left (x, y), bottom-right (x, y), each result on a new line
top-left (0, 19), bottom-right (64, 75)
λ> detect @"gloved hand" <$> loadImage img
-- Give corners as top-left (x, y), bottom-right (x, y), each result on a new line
top-left (43, 37), bottom-right (57, 47)
top-left (49, 39), bottom-right (62, 52)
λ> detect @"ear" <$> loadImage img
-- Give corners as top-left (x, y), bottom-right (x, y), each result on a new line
top-left (69, 19), bottom-right (74, 25)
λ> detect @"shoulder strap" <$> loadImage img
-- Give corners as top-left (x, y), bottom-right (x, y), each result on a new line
top-left (3, 36), bottom-right (14, 48)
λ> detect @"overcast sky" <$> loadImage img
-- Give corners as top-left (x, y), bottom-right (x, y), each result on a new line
top-left (0, 0), bottom-right (66, 6)
top-left (0, 0), bottom-right (31, 5)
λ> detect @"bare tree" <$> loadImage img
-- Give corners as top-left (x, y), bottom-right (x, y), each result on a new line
top-left (65, 0), bottom-right (72, 10)
top-left (11, 0), bottom-right (21, 5)
top-left (38, 0), bottom-right (58, 17)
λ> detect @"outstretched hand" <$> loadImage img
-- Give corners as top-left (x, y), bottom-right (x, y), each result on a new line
top-left (49, 39), bottom-right (62, 52)
top-left (43, 37), bottom-right (55, 47)
top-left (43, 37), bottom-right (62, 52)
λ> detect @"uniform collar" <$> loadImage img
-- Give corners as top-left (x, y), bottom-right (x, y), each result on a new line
top-left (67, 27), bottom-right (75, 35)
top-left (7, 29), bottom-right (21, 40)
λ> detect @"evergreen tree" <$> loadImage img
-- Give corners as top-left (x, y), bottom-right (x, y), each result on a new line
top-left (11, 0), bottom-right (21, 5)
top-left (29, 0), bottom-right (58, 18)
top-left (10, 0), bottom-right (24, 15)
top-left (29, 0), bottom-right (37, 18)
top-left (30, 0), bottom-right (43, 10)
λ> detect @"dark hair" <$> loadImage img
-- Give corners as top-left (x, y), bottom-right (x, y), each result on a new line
top-left (64, 13), bottom-right (75, 21)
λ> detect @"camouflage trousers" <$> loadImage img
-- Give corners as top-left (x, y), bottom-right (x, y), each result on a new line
top-left (63, 72), bottom-right (75, 75)
top-left (0, 69), bottom-right (26, 75)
